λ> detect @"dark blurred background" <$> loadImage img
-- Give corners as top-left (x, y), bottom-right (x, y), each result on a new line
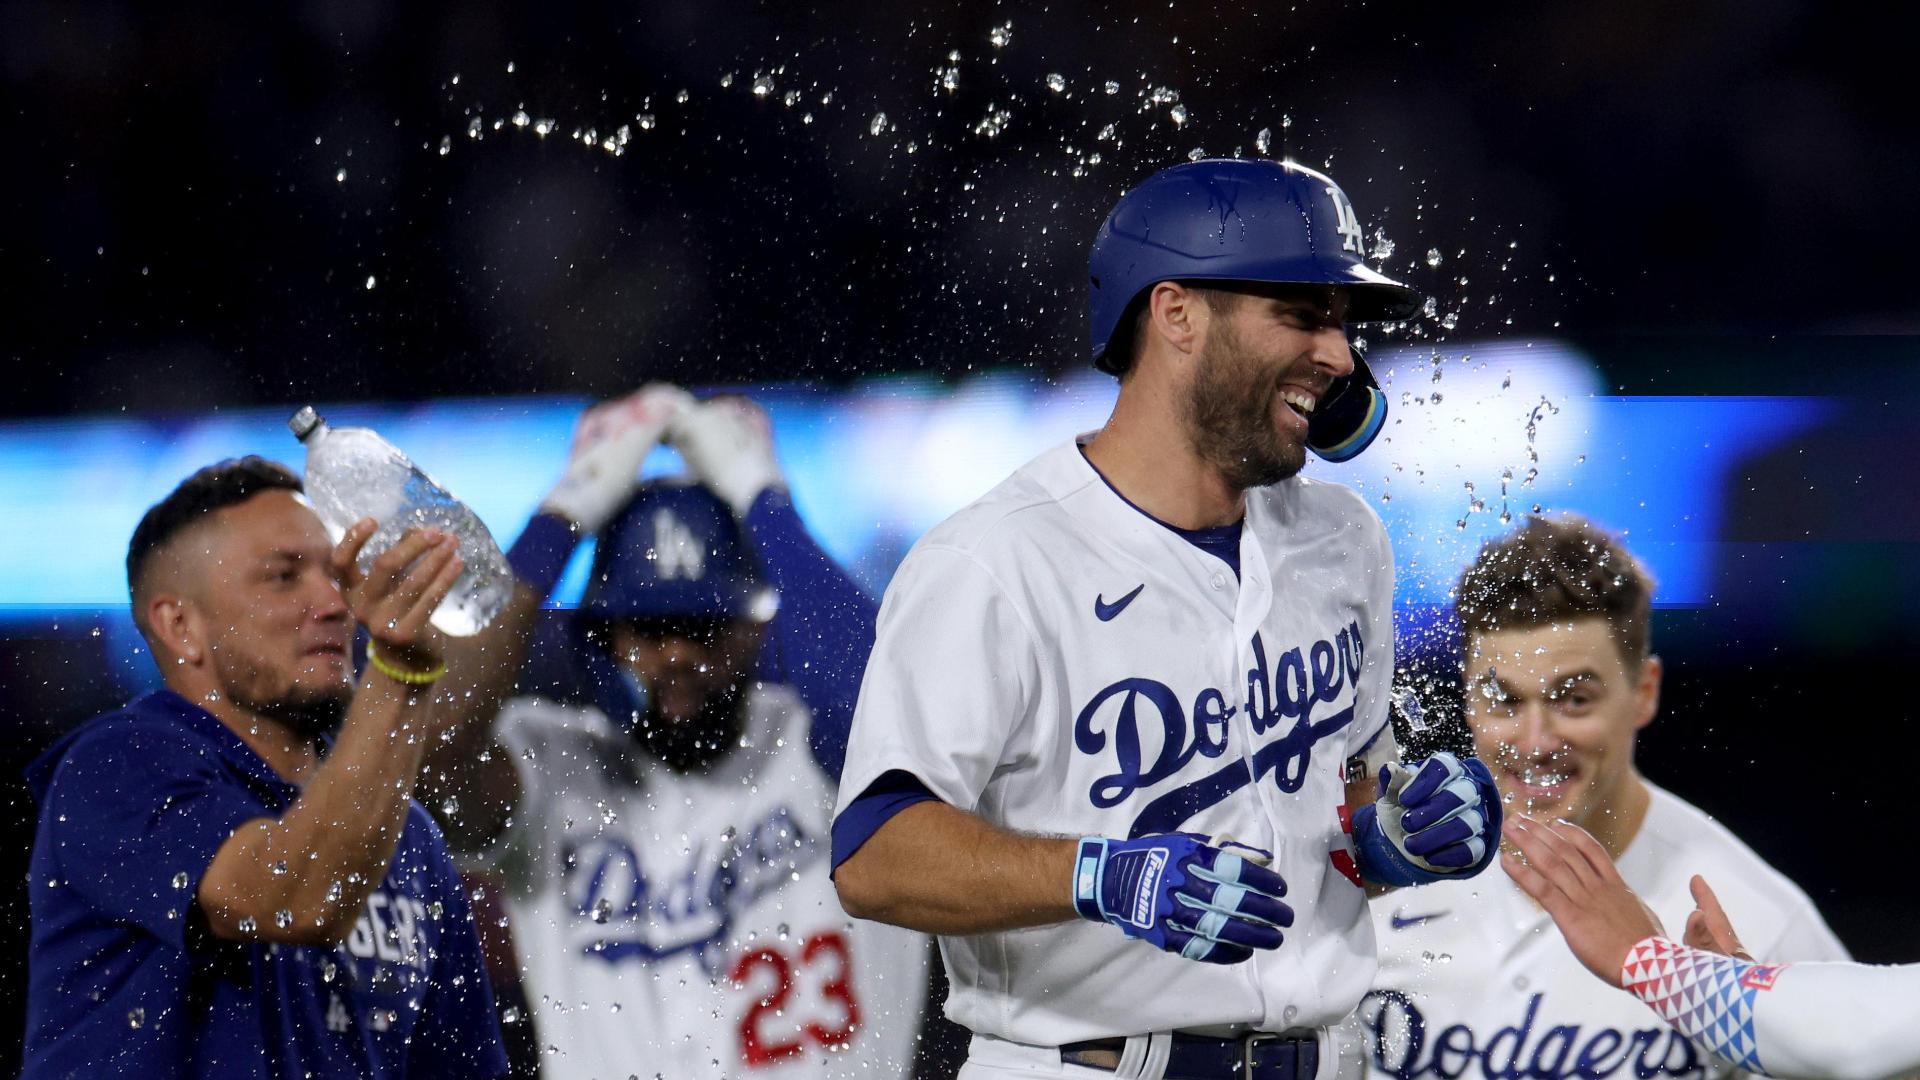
top-left (4, 0), bottom-right (1917, 1075)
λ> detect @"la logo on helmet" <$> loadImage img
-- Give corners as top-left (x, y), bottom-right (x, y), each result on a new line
top-left (649, 509), bottom-right (706, 581)
top-left (1328, 186), bottom-right (1365, 256)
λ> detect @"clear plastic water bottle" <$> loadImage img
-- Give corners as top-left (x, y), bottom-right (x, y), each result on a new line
top-left (288, 406), bottom-right (513, 636)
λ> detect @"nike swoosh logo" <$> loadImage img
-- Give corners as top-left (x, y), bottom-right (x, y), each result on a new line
top-left (1094, 584), bottom-right (1145, 622)
top-left (1390, 910), bottom-right (1446, 930)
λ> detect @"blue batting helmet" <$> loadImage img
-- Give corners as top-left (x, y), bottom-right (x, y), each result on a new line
top-left (579, 482), bottom-right (778, 624)
top-left (1087, 159), bottom-right (1418, 462)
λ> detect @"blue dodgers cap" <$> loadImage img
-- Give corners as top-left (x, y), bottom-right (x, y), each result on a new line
top-left (1087, 158), bottom-right (1419, 371)
top-left (579, 481), bottom-right (778, 624)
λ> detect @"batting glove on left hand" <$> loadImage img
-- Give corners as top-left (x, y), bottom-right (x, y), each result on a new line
top-left (1351, 751), bottom-right (1501, 887)
top-left (539, 385), bottom-right (694, 533)
top-left (668, 395), bottom-right (785, 518)
top-left (1072, 833), bottom-right (1293, 965)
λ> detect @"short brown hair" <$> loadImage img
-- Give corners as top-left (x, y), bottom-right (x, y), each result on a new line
top-left (1455, 514), bottom-right (1656, 664)
top-left (127, 456), bottom-right (303, 641)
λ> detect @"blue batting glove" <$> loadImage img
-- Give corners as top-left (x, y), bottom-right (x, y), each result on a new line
top-left (1351, 752), bottom-right (1501, 887)
top-left (1071, 833), bottom-right (1293, 964)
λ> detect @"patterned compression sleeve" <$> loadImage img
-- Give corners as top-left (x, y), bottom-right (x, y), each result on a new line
top-left (1623, 937), bottom-right (1920, 1080)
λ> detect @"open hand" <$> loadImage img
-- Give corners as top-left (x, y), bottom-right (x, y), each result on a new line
top-left (1501, 815), bottom-right (1664, 988)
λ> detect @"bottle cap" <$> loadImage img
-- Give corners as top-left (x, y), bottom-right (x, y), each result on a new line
top-left (288, 406), bottom-right (323, 441)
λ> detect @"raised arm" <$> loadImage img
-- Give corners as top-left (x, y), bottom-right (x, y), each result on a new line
top-left (418, 386), bottom-right (690, 851)
top-left (669, 394), bottom-right (874, 775)
top-left (197, 522), bottom-right (462, 944)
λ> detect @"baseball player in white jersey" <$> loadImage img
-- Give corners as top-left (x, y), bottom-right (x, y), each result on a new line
top-left (421, 388), bottom-right (927, 1079)
top-left (1362, 515), bottom-right (1847, 1080)
top-left (1505, 815), bottom-right (1917, 1080)
top-left (830, 159), bottom-right (1506, 1080)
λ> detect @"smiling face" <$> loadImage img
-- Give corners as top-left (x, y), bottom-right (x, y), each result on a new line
top-left (1464, 618), bottom-right (1661, 833)
top-left (1181, 285), bottom-right (1354, 490)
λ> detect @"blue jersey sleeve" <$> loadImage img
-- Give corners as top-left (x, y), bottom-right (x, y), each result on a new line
top-left (745, 488), bottom-right (877, 779)
top-left (408, 835), bottom-right (510, 1079)
top-left (41, 721), bottom-right (269, 949)
top-left (829, 770), bottom-right (941, 872)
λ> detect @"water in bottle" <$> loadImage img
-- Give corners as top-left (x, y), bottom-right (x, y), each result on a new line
top-left (289, 405), bottom-right (513, 636)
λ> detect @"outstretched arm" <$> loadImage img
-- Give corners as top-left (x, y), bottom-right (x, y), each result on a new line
top-left (1505, 815), bottom-right (1920, 1080)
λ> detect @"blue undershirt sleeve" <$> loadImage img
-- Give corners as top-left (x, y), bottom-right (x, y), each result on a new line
top-left (829, 770), bottom-right (940, 873)
top-left (744, 488), bottom-right (876, 780)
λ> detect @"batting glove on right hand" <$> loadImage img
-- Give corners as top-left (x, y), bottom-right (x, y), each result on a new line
top-left (1351, 751), bottom-right (1501, 887)
top-left (668, 394), bottom-right (785, 519)
top-left (1072, 834), bottom-right (1293, 965)
top-left (539, 385), bottom-right (694, 533)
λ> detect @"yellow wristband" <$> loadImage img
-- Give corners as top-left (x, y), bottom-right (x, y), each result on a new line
top-left (365, 641), bottom-right (447, 686)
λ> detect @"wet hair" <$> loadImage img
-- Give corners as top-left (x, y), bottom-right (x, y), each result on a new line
top-left (1101, 283), bottom-right (1245, 379)
top-left (1454, 514), bottom-right (1656, 665)
top-left (126, 456), bottom-right (302, 635)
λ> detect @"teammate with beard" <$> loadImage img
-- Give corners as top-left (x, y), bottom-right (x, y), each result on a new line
top-left (422, 389), bottom-right (927, 1079)
top-left (23, 457), bottom-right (509, 1078)
top-left (1361, 515), bottom-right (1846, 1080)
top-left (829, 159), bottom-right (1503, 1080)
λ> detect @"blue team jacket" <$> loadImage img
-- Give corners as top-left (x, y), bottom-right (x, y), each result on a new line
top-left (20, 689), bottom-right (508, 1079)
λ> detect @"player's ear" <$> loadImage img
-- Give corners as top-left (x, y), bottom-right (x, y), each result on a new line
top-left (147, 592), bottom-right (208, 667)
top-left (1631, 654), bottom-right (1662, 731)
top-left (1144, 281), bottom-right (1203, 358)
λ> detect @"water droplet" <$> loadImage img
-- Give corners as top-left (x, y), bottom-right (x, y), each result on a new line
top-left (502, 1006), bottom-right (523, 1024)
top-left (127, 1008), bottom-right (145, 1029)
top-left (238, 916), bottom-right (258, 934)
top-left (1426, 248), bottom-right (1444, 268)
top-left (1187, 147), bottom-right (1206, 162)
top-left (334, 168), bottom-right (347, 183)
top-left (1045, 73), bottom-right (1066, 93)
top-left (719, 73), bottom-right (734, 88)
top-left (532, 118), bottom-right (555, 137)
top-left (172, 871), bottom-right (189, 890)
top-left (505, 60), bottom-right (515, 74)
top-left (868, 112), bottom-right (888, 136)
top-left (973, 106), bottom-right (1011, 138)
top-left (1169, 104), bottom-right (1189, 127)
top-left (436, 136), bottom-right (451, 156)
top-left (675, 88), bottom-right (689, 103)
top-left (364, 275), bottom-right (377, 291)
top-left (937, 66), bottom-right (960, 92)
top-left (1255, 127), bottom-right (1272, 154)
top-left (275, 909), bottom-right (294, 929)
top-left (1149, 86), bottom-right (1179, 105)
top-left (466, 116), bottom-right (483, 140)
top-left (637, 113), bottom-right (656, 130)
top-left (989, 22), bottom-right (1012, 47)
top-left (782, 89), bottom-right (799, 107)
top-left (269, 860), bottom-right (288, 876)
top-left (591, 898), bottom-right (613, 924)
top-left (750, 73), bottom-right (774, 97)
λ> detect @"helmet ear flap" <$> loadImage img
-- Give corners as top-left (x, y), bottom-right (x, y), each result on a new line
top-left (1307, 346), bottom-right (1389, 463)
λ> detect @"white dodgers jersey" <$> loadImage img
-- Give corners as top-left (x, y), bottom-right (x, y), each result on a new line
top-left (834, 439), bottom-right (1397, 1046)
top-left (1363, 784), bottom-right (1848, 1080)
top-left (483, 685), bottom-right (929, 1079)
